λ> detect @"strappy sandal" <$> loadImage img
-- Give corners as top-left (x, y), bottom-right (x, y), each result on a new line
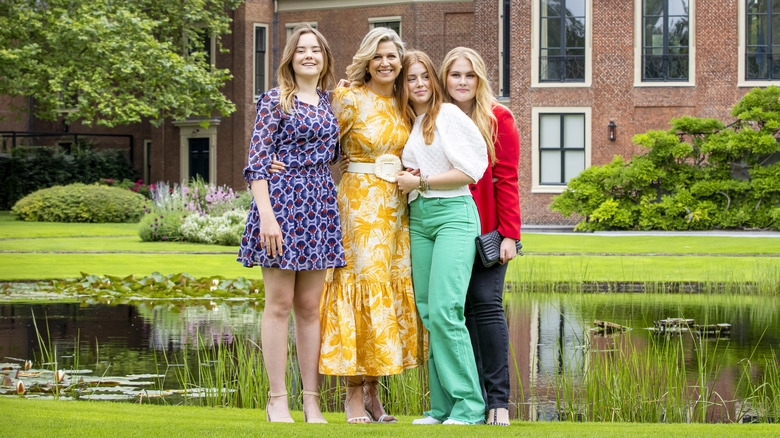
top-left (345, 380), bottom-right (371, 424)
top-left (363, 379), bottom-right (397, 424)
top-left (486, 408), bottom-right (510, 426)
top-left (266, 391), bottom-right (294, 423)
top-left (302, 390), bottom-right (328, 424)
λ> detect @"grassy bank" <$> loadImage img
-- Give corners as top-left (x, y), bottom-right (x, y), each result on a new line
top-left (1, 398), bottom-right (777, 437)
top-left (2, 211), bottom-right (779, 283)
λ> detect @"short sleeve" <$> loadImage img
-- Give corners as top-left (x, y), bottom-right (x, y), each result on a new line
top-left (439, 104), bottom-right (488, 183)
top-left (331, 87), bottom-right (356, 142)
top-left (243, 90), bottom-right (282, 183)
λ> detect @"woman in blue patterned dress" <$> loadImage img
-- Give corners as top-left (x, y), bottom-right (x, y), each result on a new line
top-left (237, 24), bottom-right (346, 424)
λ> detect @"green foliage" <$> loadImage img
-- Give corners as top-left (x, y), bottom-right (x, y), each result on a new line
top-left (97, 178), bottom-right (154, 198)
top-left (180, 209), bottom-right (247, 246)
top-left (12, 183), bottom-right (146, 223)
top-left (0, 144), bottom-right (137, 209)
top-left (550, 87), bottom-right (780, 231)
top-left (0, 0), bottom-right (241, 127)
top-left (52, 272), bottom-right (264, 300)
top-left (137, 178), bottom-right (250, 244)
top-left (137, 208), bottom-right (191, 242)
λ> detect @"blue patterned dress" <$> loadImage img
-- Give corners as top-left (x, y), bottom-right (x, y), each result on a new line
top-left (237, 88), bottom-right (346, 271)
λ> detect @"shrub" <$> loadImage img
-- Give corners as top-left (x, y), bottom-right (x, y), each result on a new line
top-left (137, 209), bottom-right (191, 242)
top-left (0, 142), bottom-right (137, 209)
top-left (97, 178), bottom-right (154, 198)
top-left (137, 179), bottom-right (251, 244)
top-left (12, 183), bottom-right (146, 223)
top-left (180, 209), bottom-right (247, 246)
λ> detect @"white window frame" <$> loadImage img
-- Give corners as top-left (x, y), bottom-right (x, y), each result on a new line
top-left (369, 16), bottom-right (402, 37)
top-left (498, 0), bottom-right (509, 97)
top-left (253, 23), bottom-right (269, 101)
top-left (738, 0), bottom-right (780, 87)
top-left (531, 106), bottom-right (592, 194)
top-left (634, 0), bottom-right (696, 87)
top-left (531, 0), bottom-right (593, 88)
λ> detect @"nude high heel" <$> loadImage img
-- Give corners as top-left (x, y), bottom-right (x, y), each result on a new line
top-left (302, 390), bottom-right (328, 424)
top-left (266, 391), bottom-right (294, 423)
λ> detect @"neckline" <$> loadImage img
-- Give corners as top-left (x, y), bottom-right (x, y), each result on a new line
top-left (363, 84), bottom-right (393, 100)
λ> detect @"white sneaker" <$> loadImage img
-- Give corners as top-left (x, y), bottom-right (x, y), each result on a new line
top-left (412, 416), bottom-right (442, 425)
top-left (442, 418), bottom-right (469, 425)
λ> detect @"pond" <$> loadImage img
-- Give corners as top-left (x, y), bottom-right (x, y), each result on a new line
top-left (1, 292), bottom-right (778, 422)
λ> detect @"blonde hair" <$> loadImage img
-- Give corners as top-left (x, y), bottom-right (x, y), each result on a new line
top-left (277, 24), bottom-right (335, 114)
top-left (345, 27), bottom-right (405, 88)
top-left (399, 51), bottom-right (444, 145)
top-left (440, 47), bottom-right (510, 164)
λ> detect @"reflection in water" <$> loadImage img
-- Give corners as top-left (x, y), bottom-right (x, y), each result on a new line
top-left (505, 293), bottom-right (780, 421)
top-left (1, 293), bottom-right (778, 421)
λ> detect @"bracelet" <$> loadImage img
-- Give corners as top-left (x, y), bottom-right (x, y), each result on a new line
top-left (421, 174), bottom-right (430, 192)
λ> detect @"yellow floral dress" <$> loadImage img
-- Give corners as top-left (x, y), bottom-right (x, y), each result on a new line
top-left (319, 85), bottom-right (426, 376)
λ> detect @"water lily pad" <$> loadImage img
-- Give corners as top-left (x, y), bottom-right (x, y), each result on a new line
top-left (79, 393), bottom-right (135, 400)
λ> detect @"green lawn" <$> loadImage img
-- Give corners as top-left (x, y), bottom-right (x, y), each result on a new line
top-left (2, 398), bottom-right (777, 437)
top-left (1, 211), bottom-right (779, 282)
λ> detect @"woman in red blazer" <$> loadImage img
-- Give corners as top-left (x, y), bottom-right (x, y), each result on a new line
top-left (440, 47), bottom-right (522, 426)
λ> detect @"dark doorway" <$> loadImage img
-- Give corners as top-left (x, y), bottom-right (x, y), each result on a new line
top-left (188, 137), bottom-right (209, 181)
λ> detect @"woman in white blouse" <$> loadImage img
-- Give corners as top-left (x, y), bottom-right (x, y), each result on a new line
top-left (396, 51), bottom-right (488, 426)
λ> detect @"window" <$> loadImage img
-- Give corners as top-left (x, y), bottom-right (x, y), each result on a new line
top-left (746, 0), bottom-right (780, 80)
top-left (254, 25), bottom-right (268, 98)
top-left (531, 107), bottom-right (591, 193)
top-left (188, 29), bottom-right (215, 70)
top-left (634, 0), bottom-right (695, 86)
top-left (539, 0), bottom-right (587, 82)
top-left (532, 1), bottom-right (592, 87)
top-left (641, 0), bottom-right (690, 81)
top-left (499, 0), bottom-right (511, 97)
top-left (369, 17), bottom-right (401, 37)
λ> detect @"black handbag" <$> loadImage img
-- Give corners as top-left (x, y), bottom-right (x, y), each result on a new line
top-left (475, 230), bottom-right (523, 267)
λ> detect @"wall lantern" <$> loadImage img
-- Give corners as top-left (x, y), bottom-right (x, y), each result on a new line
top-left (607, 120), bottom-right (617, 141)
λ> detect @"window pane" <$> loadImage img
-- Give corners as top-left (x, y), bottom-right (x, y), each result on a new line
top-left (773, 15), bottom-right (780, 46)
top-left (668, 0), bottom-right (689, 16)
top-left (747, 0), bottom-right (769, 14)
top-left (747, 14), bottom-right (770, 47)
top-left (643, 49), bottom-right (664, 80)
top-left (541, 17), bottom-right (561, 49)
top-left (565, 56), bottom-right (586, 80)
top-left (541, 150), bottom-right (562, 184)
top-left (668, 17), bottom-right (689, 47)
top-left (540, 115), bottom-right (561, 148)
top-left (644, 0), bottom-right (664, 15)
top-left (565, 16), bottom-right (586, 48)
top-left (668, 55), bottom-right (689, 79)
top-left (644, 16), bottom-right (664, 47)
top-left (542, 0), bottom-right (563, 17)
top-left (775, 0), bottom-right (780, 13)
top-left (563, 114), bottom-right (584, 148)
top-left (747, 53), bottom-right (770, 79)
top-left (565, 0), bottom-right (586, 17)
top-left (564, 150), bottom-right (585, 182)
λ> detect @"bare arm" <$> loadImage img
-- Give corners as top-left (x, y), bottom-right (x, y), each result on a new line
top-left (250, 179), bottom-right (283, 258)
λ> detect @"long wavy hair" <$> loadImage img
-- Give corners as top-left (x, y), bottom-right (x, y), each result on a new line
top-left (345, 27), bottom-right (405, 90)
top-left (440, 47), bottom-right (510, 164)
top-left (399, 51), bottom-right (444, 145)
top-left (277, 24), bottom-right (335, 114)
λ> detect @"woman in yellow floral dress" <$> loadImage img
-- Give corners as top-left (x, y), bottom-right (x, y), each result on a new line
top-left (320, 27), bottom-right (426, 424)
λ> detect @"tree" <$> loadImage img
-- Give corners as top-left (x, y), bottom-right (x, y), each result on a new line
top-left (0, 0), bottom-right (243, 127)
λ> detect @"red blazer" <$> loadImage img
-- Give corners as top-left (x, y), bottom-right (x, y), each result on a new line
top-left (469, 104), bottom-right (522, 240)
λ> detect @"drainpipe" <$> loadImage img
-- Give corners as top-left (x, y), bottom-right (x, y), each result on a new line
top-left (273, 0), bottom-right (278, 87)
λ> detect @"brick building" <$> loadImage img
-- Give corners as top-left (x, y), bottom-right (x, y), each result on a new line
top-left (1, 1), bottom-right (767, 224)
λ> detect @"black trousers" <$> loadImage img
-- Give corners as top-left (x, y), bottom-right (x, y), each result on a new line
top-left (464, 255), bottom-right (510, 411)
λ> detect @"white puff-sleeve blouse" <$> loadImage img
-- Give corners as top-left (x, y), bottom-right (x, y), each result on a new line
top-left (402, 103), bottom-right (488, 203)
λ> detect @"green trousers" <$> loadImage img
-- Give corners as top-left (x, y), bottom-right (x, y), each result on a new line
top-left (409, 196), bottom-right (485, 424)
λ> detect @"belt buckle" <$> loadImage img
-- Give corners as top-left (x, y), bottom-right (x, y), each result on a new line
top-left (374, 154), bottom-right (402, 182)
